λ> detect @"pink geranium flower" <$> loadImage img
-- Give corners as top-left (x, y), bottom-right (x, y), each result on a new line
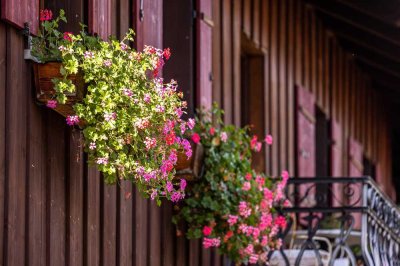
top-left (191, 133), bottom-right (201, 144)
top-left (203, 226), bottom-right (212, 236)
top-left (221, 132), bottom-right (228, 142)
top-left (265, 134), bottom-right (273, 145)
top-left (46, 100), bottom-right (57, 109)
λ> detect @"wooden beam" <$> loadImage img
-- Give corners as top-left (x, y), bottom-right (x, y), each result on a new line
top-left (306, 0), bottom-right (400, 46)
top-left (335, 32), bottom-right (400, 64)
top-left (339, 40), bottom-right (400, 76)
top-left (355, 56), bottom-right (400, 80)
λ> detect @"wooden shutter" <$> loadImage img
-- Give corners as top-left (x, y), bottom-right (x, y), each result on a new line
top-left (331, 119), bottom-right (343, 207)
top-left (348, 137), bottom-right (363, 229)
top-left (349, 138), bottom-right (363, 177)
top-left (196, 0), bottom-right (212, 109)
top-left (1, 0), bottom-right (39, 34)
top-left (295, 85), bottom-right (316, 224)
top-left (296, 85), bottom-right (316, 177)
top-left (88, 0), bottom-right (111, 39)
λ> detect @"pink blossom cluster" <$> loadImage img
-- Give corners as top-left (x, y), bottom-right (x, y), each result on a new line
top-left (46, 100), bottom-right (57, 109)
top-left (200, 168), bottom-right (290, 263)
top-left (122, 88), bottom-right (133, 97)
top-left (144, 137), bottom-right (157, 150)
top-left (143, 45), bottom-right (171, 77)
top-left (104, 112), bottom-right (116, 122)
top-left (84, 51), bottom-right (95, 59)
top-left (66, 115), bottom-right (80, 126)
top-left (202, 237), bottom-right (221, 248)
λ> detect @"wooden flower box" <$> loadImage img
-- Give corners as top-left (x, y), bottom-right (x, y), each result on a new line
top-left (175, 142), bottom-right (204, 181)
top-left (33, 62), bottom-right (85, 117)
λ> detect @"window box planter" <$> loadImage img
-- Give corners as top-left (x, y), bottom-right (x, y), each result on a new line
top-left (33, 62), bottom-right (85, 118)
top-left (175, 142), bottom-right (204, 181)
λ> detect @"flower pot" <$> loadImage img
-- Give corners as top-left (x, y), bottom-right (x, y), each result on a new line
top-left (175, 142), bottom-right (204, 181)
top-left (33, 62), bottom-right (86, 117)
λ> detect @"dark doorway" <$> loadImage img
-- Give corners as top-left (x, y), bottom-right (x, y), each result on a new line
top-left (241, 39), bottom-right (265, 172)
top-left (316, 107), bottom-right (331, 177)
top-left (363, 156), bottom-right (376, 180)
top-left (315, 107), bottom-right (331, 206)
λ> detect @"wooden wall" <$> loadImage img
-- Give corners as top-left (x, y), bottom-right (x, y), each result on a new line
top-left (212, 0), bottom-right (394, 198)
top-left (0, 0), bottom-right (224, 265)
top-left (0, 0), bottom-right (397, 265)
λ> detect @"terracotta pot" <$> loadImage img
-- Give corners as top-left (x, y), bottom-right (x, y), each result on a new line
top-left (33, 62), bottom-right (86, 117)
top-left (175, 141), bottom-right (204, 181)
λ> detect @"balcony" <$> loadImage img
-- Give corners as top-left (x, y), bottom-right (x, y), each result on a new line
top-left (270, 177), bottom-right (400, 266)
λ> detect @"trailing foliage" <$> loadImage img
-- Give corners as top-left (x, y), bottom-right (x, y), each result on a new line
top-left (32, 10), bottom-right (193, 204)
top-left (174, 105), bottom-right (290, 264)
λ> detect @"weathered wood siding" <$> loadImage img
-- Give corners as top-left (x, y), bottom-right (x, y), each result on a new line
top-left (0, 0), bottom-right (222, 265)
top-left (0, 0), bottom-right (397, 265)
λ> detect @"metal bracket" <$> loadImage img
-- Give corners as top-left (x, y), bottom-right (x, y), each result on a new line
top-left (139, 0), bottom-right (144, 21)
top-left (22, 22), bottom-right (40, 62)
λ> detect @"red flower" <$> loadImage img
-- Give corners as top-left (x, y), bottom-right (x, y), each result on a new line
top-left (224, 231), bottom-right (234, 242)
top-left (245, 173), bottom-right (252, 180)
top-left (63, 32), bottom-right (73, 42)
top-left (191, 133), bottom-right (201, 144)
top-left (40, 9), bottom-right (53, 21)
top-left (250, 135), bottom-right (258, 149)
top-left (202, 226), bottom-right (212, 236)
top-left (163, 48), bottom-right (171, 60)
top-left (165, 132), bottom-right (176, 145)
top-left (209, 127), bottom-right (215, 135)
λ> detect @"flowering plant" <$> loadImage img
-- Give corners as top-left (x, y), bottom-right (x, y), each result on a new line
top-left (174, 105), bottom-right (290, 264)
top-left (31, 10), bottom-right (194, 204)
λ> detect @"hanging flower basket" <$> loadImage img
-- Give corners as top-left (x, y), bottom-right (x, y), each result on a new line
top-left (175, 141), bottom-right (204, 181)
top-left (174, 105), bottom-right (291, 265)
top-left (33, 61), bottom-right (85, 117)
top-left (29, 9), bottom-right (196, 204)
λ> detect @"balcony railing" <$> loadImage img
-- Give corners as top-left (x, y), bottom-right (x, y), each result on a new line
top-left (269, 177), bottom-right (400, 266)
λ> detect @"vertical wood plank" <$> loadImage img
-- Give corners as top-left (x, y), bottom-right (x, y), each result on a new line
top-left (134, 192), bottom-right (148, 265)
top-left (252, 0), bottom-right (260, 46)
top-left (287, 0), bottom-right (295, 176)
top-left (212, 0), bottom-right (222, 106)
top-left (242, 0), bottom-right (251, 37)
top-left (5, 27), bottom-right (27, 266)
top-left (161, 201), bottom-right (174, 266)
top-left (278, 0), bottom-right (287, 171)
top-left (262, 0), bottom-right (271, 174)
top-left (260, 0), bottom-right (269, 50)
top-left (331, 40), bottom-right (339, 120)
top-left (269, 0), bottom-right (279, 175)
top-left (68, 130), bottom-right (84, 266)
top-left (119, 181), bottom-right (133, 265)
top-left (86, 167), bottom-right (101, 266)
top-left (232, 0), bottom-right (241, 127)
top-left (189, 239), bottom-right (200, 266)
top-left (175, 224), bottom-right (188, 266)
top-left (149, 201), bottom-right (161, 266)
top-left (88, 0), bottom-right (112, 39)
top-left (103, 184), bottom-right (117, 266)
top-left (294, 0), bottom-right (302, 85)
top-left (0, 23), bottom-right (6, 266)
top-left (324, 33), bottom-right (331, 116)
top-left (222, 0), bottom-right (232, 123)
top-left (48, 112), bottom-right (66, 266)
top-left (317, 20), bottom-right (324, 108)
top-left (303, 6), bottom-right (310, 89)
top-left (197, 0), bottom-right (213, 110)
top-left (310, 11), bottom-right (317, 96)
top-left (27, 66), bottom-right (46, 266)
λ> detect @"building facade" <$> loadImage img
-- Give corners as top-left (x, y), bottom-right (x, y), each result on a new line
top-left (0, 0), bottom-right (398, 265)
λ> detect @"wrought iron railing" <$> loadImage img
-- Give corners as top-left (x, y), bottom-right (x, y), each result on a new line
top-left (269, 177), bottom-right (400, 266)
